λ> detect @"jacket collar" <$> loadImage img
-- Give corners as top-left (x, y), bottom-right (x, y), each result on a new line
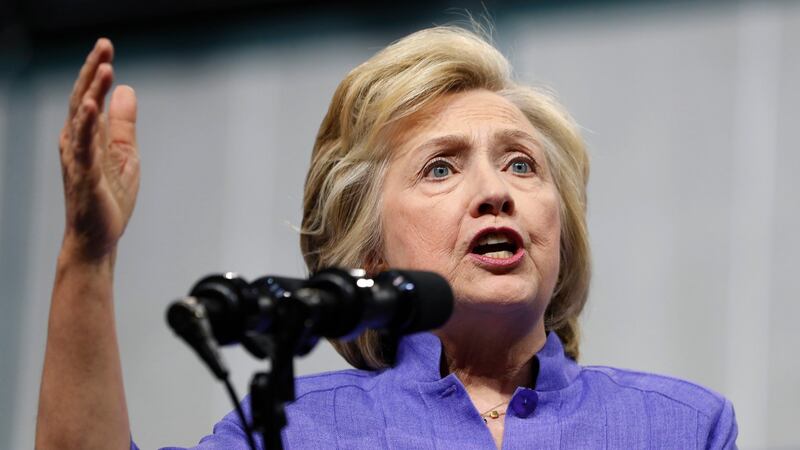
top-left (393, 330), bottom-right (580, 391)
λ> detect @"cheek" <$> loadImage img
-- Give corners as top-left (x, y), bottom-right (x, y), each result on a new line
top-left (543, 191), bottom-right (562, 247)
top-left (531, 188), bottom-right (562, 281)
top-left (382, 194), bottom-right (461, 270)
top-left (518, 185), bottom-right (562, 257)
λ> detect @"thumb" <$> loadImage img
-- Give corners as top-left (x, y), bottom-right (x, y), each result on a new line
top-left (108, 85), bottom-right (137, 147)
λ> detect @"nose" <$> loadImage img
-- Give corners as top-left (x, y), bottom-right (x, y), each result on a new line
top-left (469, 164), bottom-right (515, 217)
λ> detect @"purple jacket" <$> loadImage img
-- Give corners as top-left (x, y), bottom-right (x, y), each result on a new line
top-left (135, 331), bottom-right (737, 449)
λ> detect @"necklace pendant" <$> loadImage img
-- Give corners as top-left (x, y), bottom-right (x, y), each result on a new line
top-left (488, 410), bottom-right (500, 419)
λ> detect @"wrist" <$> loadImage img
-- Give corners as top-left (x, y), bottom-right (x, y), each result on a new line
top-left (58, 233), bottom-right (117, 274)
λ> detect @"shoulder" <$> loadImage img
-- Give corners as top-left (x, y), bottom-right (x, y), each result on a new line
top-left (293, 367), bottom-right (382, 399)
top-left (279, 368), bottom-right (390, 447)
top-left (287, 367), bottom-right (387, 421)
top-left (578, 365), bottom-right (738, 447)
top-left (579, 365), bottom-right (729, 421)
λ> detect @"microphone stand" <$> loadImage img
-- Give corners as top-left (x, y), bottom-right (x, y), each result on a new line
top-left (247, 292), bottom-right (320, 450)
top-left (249, 346), bottom-right (291, 450)
top-left (168, 268), bottom-right (452, 450)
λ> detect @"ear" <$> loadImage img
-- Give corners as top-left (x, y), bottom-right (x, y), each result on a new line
top-left (363, 251), bottom-right (389, 277)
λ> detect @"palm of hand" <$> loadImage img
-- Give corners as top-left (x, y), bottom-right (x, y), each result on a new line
top-left (59, 39), bottom-right (139, 262)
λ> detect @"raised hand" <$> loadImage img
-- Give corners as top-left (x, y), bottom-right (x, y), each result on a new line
top-left (38, 40), bottom-right (139, 449)
top-left (59, 38), bottom-right (139, 263)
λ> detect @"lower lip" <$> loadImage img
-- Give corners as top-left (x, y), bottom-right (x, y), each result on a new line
top-left (468, 248), bottom-right (525, 269)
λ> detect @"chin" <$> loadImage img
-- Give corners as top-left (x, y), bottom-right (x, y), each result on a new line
top-left (454, 284), bottom-right (539, 311)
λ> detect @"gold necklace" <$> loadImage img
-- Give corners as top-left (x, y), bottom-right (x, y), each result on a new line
top-left (479, 401), bottom-right (508, 423)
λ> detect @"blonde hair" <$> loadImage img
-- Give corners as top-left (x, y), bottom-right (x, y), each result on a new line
top-left (301, 26), bottom-right (590, 368)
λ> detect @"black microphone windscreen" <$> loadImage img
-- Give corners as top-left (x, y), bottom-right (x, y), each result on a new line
top-left (393, 270), bottom-right (453, 334)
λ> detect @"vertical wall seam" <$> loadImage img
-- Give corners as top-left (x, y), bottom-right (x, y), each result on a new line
top-left (724, 2), bottom-right (782, 447)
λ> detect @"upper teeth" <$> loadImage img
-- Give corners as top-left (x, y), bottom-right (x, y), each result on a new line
top-left (477, 232), bottom-right (512, 246)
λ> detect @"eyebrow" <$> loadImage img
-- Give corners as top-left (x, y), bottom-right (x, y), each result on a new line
top-left (414, 135), bottom-right (472, 154)
top-left (414, 129), bottom-right (539, 154)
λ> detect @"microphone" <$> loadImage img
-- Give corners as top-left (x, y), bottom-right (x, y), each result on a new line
top-left (166, 296), bottom-right (229, 380)
top-left (166, 268), bottom-right (453, 450)
top-left (166, 272), bottom-right (303, 366)
top-left (296, 268), bottom-right (453, 339)
top-left (166, 268), bottom-right (453, 362)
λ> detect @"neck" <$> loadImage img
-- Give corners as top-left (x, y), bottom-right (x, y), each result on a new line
top-left (435, 309), bottom-right (546, 396)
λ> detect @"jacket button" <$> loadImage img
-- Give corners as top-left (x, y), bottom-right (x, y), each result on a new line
top-left (510, 390), bottom-right (538, 418)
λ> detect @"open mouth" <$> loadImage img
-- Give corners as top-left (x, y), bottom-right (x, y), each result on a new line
top-left (469, 228), bottom-right (522, 260)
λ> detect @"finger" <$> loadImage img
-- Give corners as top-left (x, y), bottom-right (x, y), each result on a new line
top-left (97, 112), bottom-right (109, 155)
top-left (95, 112), bottom-right (111, 177)
top-left (83, 62), bottom-right (114, 115)
top-left (71, 98), bottom-right (99, 169)
top-left (108, 85), bottom-right (138, 149)
top-left (68, 38), bottom-right (114, 120)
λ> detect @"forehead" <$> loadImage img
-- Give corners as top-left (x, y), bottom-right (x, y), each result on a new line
top-left (387, 89), bottom-right (537, 155)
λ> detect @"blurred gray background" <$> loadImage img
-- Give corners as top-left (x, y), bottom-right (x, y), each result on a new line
top-left (1, 0), bottom-right (798, 448)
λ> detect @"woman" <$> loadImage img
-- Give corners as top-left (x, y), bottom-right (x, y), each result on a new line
top-left (36, 26), bottom-right (737, 449)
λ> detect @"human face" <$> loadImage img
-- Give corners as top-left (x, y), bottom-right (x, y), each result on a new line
top-left (381, 90), bottom-right (561, 320)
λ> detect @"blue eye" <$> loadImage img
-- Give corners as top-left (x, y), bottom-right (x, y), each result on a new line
top-left (510, 160), bottom-right (532, 174)
top-left (427, 164), bottom-right (451, 179)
